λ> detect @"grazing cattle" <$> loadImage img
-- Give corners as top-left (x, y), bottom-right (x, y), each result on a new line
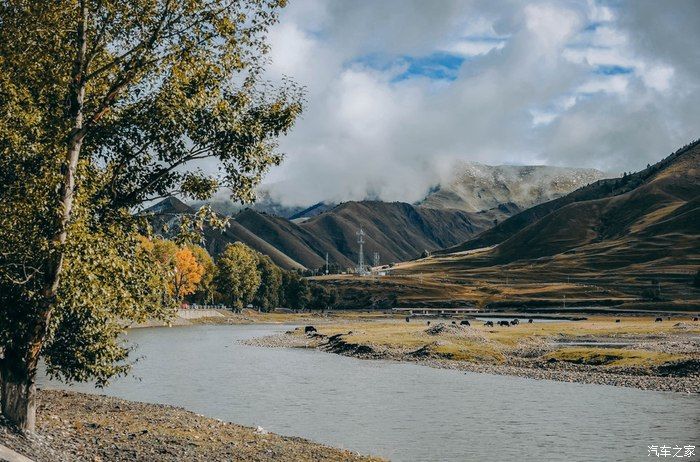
top-left (615, 319), bottom-right (621, 323)
top-left (460, 320), bottom-right (471, 326)
top-left (498, 320), bottom-right (510, 327)
top-left (451, 321), bottom-right (456, 325)
top-left (484, 321), bottom-right (494, 327)
top-left (304, 326), bottom-right (317, 334)
top-left (528, 319), bottom-right (534, 324)
top-left (655, 317), bottom-right (663, 322)
top-left (510, 319), bottom-right (519, 325)
top-left (406, 316), bottom-right (410, 323)
top-left (693, 317), bottom-right (698, 322)
top-left (427, 321), bottom-right (431, 325)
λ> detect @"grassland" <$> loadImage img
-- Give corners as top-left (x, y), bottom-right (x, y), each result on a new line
top-left (249, 314), bottom-right (700, 392)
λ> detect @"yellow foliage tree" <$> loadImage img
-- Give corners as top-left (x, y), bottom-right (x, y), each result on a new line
top-left (172, 247), bottom-right (205, 301)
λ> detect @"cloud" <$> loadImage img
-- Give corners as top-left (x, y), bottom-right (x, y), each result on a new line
top-left (252, 0), bottom-right (700, 207)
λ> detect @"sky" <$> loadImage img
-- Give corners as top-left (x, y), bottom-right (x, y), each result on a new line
top-left (254, 0), bottom-right (700, 206)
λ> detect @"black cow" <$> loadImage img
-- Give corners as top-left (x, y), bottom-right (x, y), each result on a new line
top-left (693, 317), bottom-right (699, 322)
top-left (510, 319), bottom-right (519, 325)
top-left (451, 321), bottom-right (456, 325)
top-left (498, 320), bottom-right (510, 327)
top-left (528, 319), bottom-right (534, 324)
top-left (460, 320), bottom-right (471, 326)
top-left (615, 319), bottom-right (621, 323)
top-left (304, 326), bottom-right (317, 334)
top-left (406, 316), bottom-right (410, 323)
top-left (655, 317), bottom-right (663, 322)
top-left (427, 321), bottom-right (431, 325)
top-left (484, 321), bottom-right (494, 327)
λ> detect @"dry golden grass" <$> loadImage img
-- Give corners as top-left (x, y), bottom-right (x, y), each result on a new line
top-left (298, 315), bottom-right (699, 368)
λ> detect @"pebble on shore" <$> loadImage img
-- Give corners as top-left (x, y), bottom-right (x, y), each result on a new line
top-left (0, 390), bottom-right (384, 462)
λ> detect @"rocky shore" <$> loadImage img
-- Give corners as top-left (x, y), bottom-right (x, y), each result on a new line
top-left (245, 330), bottom-right (700, 394)
top-left (0, 390), bottom-right (382, 462)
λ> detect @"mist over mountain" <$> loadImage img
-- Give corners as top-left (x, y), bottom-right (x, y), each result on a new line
top-left (420, 163), bottom-right (606, 212)
top-left (436, 139), bottom-right (700, 270)
top-left (150, 161), bottom-right (604, 270)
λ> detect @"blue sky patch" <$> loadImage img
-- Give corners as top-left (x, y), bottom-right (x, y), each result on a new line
top-left (351, 52), bottom-right (466, 82)
top-left (595, 65), bottom-right (633, 75)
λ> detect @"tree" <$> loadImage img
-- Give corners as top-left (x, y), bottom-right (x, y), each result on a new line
top-left (280, 271), bottom-right (311, 310)
top-left (309, 284), bottom-right (338, 311)
top-left (214, 243), bottom-right (261, 309)
top-left (187, 245), bottom-right (216, 304)
top-left (253, 254), bottom-right (282, 311)
top-left (0, 0), bottom-right (301, 430)
top-left (172, 248), bottom-right (205, 302)
top-left (146, 238), bottom-right (206, 302)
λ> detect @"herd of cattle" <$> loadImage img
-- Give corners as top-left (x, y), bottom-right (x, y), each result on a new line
top-left (409, 317), bottom-right (533, 326)
top-left (410, 316), bottom-right (699, 326)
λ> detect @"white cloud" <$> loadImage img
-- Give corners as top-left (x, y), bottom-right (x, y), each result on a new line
top-left (253, 0), bottom-right (700, 206)
top-left (640, 64), bottom-right (674, 92)
top-left (444, 40), bottom-right (505, 57)
top-left (578, 74), bottom-right (629, 94)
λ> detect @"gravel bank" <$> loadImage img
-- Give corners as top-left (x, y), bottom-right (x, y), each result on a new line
top-left (0, 390), bottom-right (382, 462)
top-left (247, 332), bottom-right (700, 394)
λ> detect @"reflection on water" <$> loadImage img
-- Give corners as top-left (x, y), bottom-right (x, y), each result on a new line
top-left (39, 325), bottom-right (699, 462)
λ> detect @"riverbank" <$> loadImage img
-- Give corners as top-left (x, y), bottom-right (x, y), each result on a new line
top-left (0, 390), bottom-right (382, 462)
top-left (244, 316), bottom-right (700, 393)
top-left (129, 308), bottom-right (361, 328)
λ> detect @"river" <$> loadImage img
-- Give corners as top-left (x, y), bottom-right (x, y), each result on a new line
top-left (38, 324), bottom-right (699, 462)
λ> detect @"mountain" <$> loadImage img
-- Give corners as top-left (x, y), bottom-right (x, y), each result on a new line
top-left (421, 163), bottom-right (606, 212)
top-left (296, 201), bottom-right (509, 266)
top-left (145, 196), bottom-right (195, 215)
top-left (439, 140), bottom-right (700, 263)
top-left (288, 202), bottom-right (336, 222)
top-left (146, 161), bottom-right (614, 272)
top-left (224, 201), bottom-right (509, 270)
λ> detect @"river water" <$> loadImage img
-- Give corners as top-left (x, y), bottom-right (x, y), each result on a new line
top-left (38, 324), bottom-right (699, 462)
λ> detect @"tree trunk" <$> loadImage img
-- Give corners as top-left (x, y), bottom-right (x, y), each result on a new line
top-left (0, 0), bottom-right (88, 432)
top-left (0, 360), bottom-right (36, 432)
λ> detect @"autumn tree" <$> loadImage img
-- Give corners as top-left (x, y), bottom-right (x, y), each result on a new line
top-left (253, 254), bottom-right (282, 311)
top-left (172, 248), bottom-right (205, 301)
top-left (144, 238), bottom-right (205, 301)
top-left (0, 0), bottom-right (301, 430)
top-left (214, 243), bottom-right (261, 309)
top-left (187, 245), bottom-right (216, 304)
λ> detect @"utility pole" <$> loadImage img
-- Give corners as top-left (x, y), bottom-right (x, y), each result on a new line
top-left (325, 252), bottom-right (329, 275)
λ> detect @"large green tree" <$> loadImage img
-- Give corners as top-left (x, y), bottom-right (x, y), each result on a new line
top-left (253, 254), bottom-right (282, 311)
top-left (214, 242), bottom-right (261, 309)
top-left (0, 0), bottom-right (301, 430)
top-left (280, 271), bottom-right (311, 310)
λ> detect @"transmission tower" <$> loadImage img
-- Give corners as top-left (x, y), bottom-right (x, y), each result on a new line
top-left (325, 252), bottom-right (329, 275)
top-left (373, 251), bottom-right (380, 267)
top-left (356, 227), bottom-right (366, 275)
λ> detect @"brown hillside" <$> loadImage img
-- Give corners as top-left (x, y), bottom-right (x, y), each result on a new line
top-left (441, 139), bottom-right (700, 257)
